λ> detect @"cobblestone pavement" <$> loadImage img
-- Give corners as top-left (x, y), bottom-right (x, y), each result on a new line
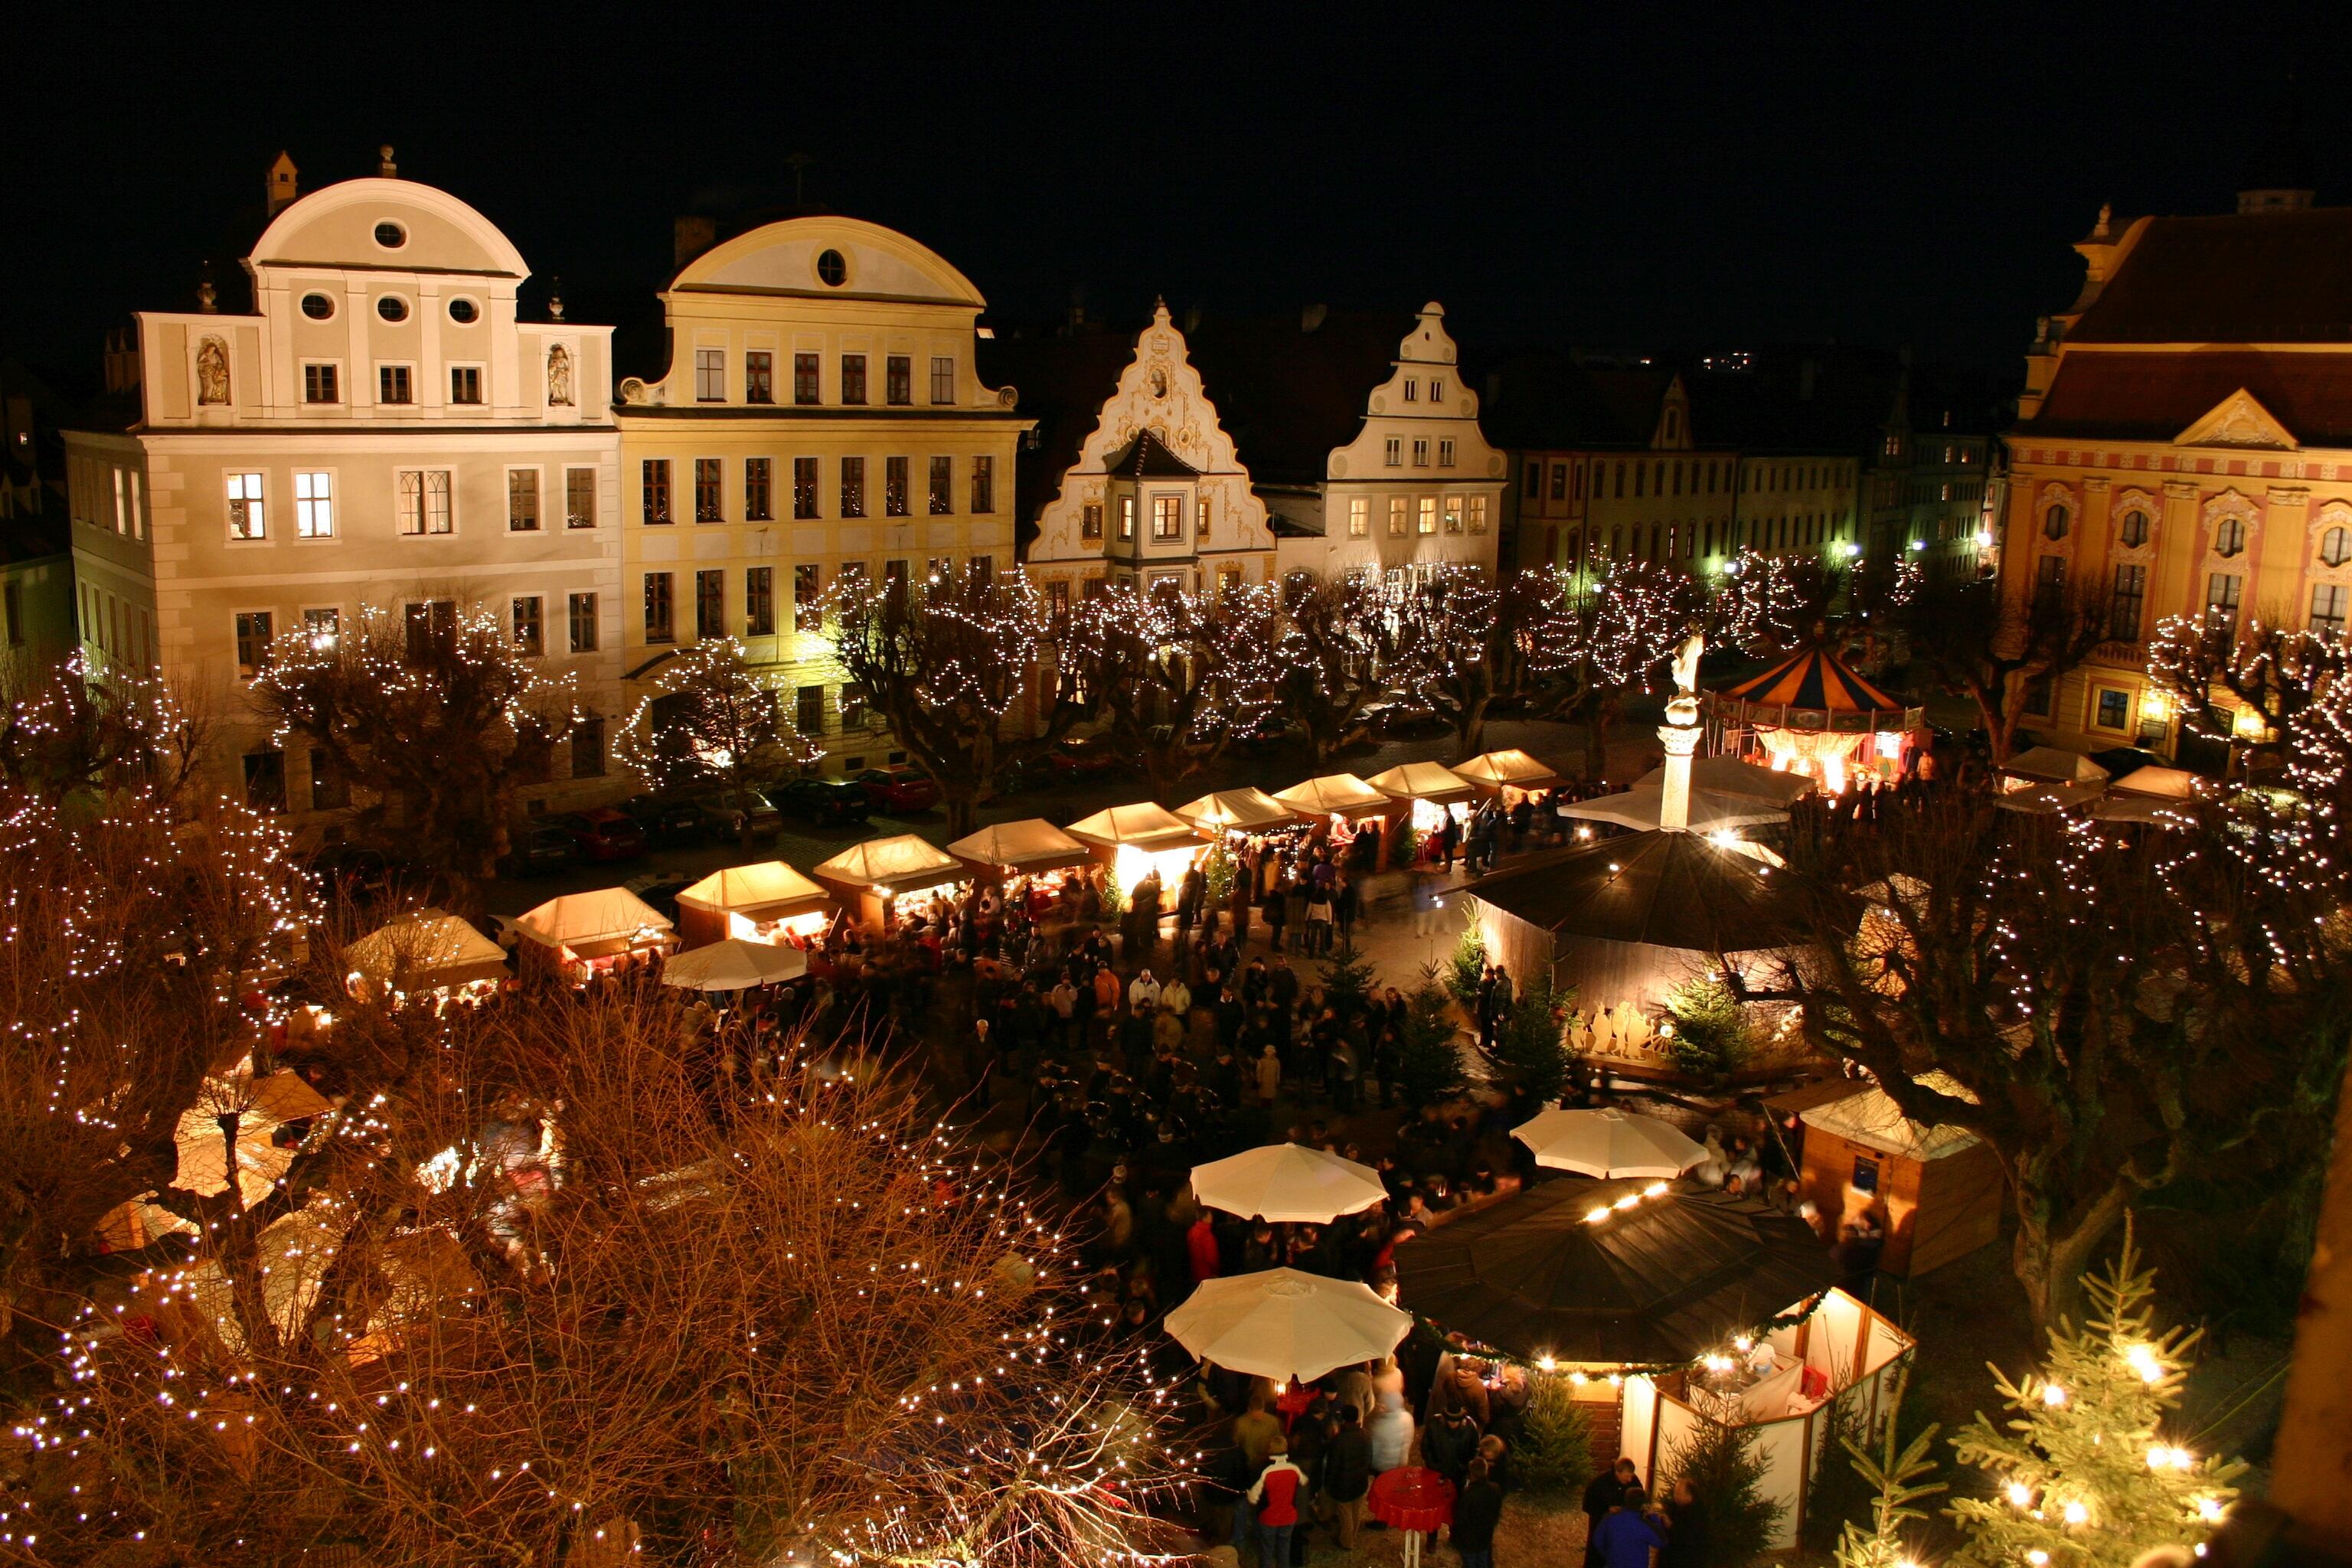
top-left (485, 713), bottom-right (1666, 917)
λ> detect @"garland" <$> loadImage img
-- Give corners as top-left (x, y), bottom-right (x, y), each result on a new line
top-left (1401, 1285), bottom-right (1834, 1385)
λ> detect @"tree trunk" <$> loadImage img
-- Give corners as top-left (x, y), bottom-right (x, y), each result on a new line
top-left (945, 786), bottom-right (980, 838)
top-left (1584, 707), bottom-right (1612, 783)
top-left (2010, 1171), bottom-right (2133, 1329)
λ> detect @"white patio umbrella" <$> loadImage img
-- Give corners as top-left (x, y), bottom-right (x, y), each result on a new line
top-left (1511, 1107), bottom-right (1707, 1178)
top-left (1164, 1267), bottom-right (1411, 1383)
top-left (172, 1067), bottom-right (334, 1207)
top-left (661, 938), bottom-right (808, 991)
top-left (1191, 1142), bottom-right (1390, 1223)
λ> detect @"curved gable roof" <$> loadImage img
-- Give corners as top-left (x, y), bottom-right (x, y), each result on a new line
top-left (2069, 207), bottom-right (2352, 344)
top-left (250, 178), bottom-right (528, 278)
top-left (675, 215), bottom-right (985, 307)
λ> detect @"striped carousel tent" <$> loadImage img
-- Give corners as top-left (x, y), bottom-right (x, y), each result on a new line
top-left (1707, 645), bottom-right (1923, 786)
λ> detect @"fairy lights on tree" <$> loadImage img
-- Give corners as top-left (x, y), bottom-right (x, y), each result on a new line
top-left (1063, 579), bottom-right (1282, 802)
top-left (1949, 1220), bottom-right (2244, 1567)
top-left (618, 636), bottom-right (818, 838)
top-left (1273, 571), bottom-right (1387, 763)
top-left (253, 603), bottom-right (578, 900)
top-left (2146, 612), bottom-right (2349, 777)
top-left (1523, 559), bottom-right (1701, 779)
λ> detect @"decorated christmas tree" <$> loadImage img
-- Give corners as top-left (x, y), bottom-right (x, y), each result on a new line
top-left (1949, 1217), bottom-right (2245, 1567)
top-left (1511, 1373), bottom-right (1593, 1500)
top-left (1446, 908), bottom-right (1488, 1004)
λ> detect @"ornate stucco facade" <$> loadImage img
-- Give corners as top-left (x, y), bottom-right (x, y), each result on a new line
top-left (62, 165), bottom-right (624, 830)
top-left (613, 216), bottom-right (1031, 772)
top-left (2002, 194), bottom-right (2352, 760)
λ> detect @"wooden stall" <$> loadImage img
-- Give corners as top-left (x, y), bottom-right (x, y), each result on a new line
top-left (1793, 1073), bottom-right (2002, 1277)
top-left (675, 862), bottom-right (833, 949)
top-left (809, 835), bottom-right (967, 931)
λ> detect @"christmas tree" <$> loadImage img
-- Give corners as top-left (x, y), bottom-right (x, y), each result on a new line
top-left (1318, 937), bottom-right (1379, 1024)
top-left (1949, 1217), bottom-right (2245, 1567)
top-left (1830, 1372), bottom-right (1944, 1568)
top-left (1511, 1373), bottom-right (1593, 1500)
top-left (1446, 908), bottom-right (1488, 1004)
top-left (1663, 976), bottom-right (1756, 1085)
top-left (1664, 1417), bottom-right (1783, 1566)
top-left (1488, 976), bottom-right (1574, 1106)
top-left (1395, 965), bottom-right (1468, 1108)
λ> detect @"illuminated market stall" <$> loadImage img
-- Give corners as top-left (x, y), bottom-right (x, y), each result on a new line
top-left (675, 861), bottom-right (834, 949)
top-left (345, 908), bottom-right (508, 1002)
top-left (1065, 802), bottom-right (1210, 892)
top-left (1367, 760), bottom-right (1479, 836)
top-left (1171, 786), bottom-right (1297, 839)
top-left (1451, 747), bottom-right (1564, 800)
top-left (810, 834), bottom-right (968, 931)
top-left (946, 818), bottom-right (1093, 881)
top-left (511, 888), bottom-right (678, 981)
top-left (1784, 1073), bottom-right (2001, 1278)
top-left (1707, 645), bottom-right (1922, 789)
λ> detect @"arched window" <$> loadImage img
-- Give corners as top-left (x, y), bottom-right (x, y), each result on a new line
top-left (2118, 510), bottom-right (2150, 548)
top-left (2043, 504), bottom-right (2069, 541)
top-left (2213, 517), bottom-right (2246, 558)
top-left (2321, 524), bottom-right (2350, 567)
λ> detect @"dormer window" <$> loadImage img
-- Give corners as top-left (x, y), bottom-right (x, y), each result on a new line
top-left (816, 249), bottom-right (848, 286)
top-left (1403, 380), bottom-right (1419, 402)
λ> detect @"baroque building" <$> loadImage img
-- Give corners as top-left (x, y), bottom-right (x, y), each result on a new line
top-left (613, 216), bottom-right (1031, 772)
top-left (2002, 179), bottom-right (2352, 761)
top-left (61, 155), bottom-right (623, 828)
top-left (984, 301), bottom-right (1276, 603)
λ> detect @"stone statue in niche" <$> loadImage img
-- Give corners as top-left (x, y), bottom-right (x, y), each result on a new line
top-left (546, 345), bottom-right (573, 407)
top-left (1148, 368), bottom-right (1168, 400)
top-left (195, 337), bottom-right (230, 405)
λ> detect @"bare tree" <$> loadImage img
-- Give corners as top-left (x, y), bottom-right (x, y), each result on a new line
top-left (619, 637), bottom-right (819, 840)
top-left (1066, 580), bottom-right (1281, 802)
top-left (828, 570), bottom-right (1083, 836)
top-left (2145, 611), bottom-right (2350, 780)
top-left (253, 603), bottom-right (577, 901)
top-left (1758, 792), bottom-right (2351, 1328)
top-left (1525, 560), bottom-right (1702, 779)
top-left (1276, 571), bottom-right (1390, 763)
top-left (0, 652), bottom-right (211, 807)
top-left (1902, 573), bottom-right (2112, 766)
top-left (26, 992), bottom-right (1191, 1566)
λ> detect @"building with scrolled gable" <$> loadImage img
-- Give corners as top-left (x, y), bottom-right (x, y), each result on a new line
top-left (62, 152), bottom-right (623, 825)
top-left (982, 301), bottom-right (1276, 603)
top-left (613, 215), bottom-right (1031, 772)
top-left (2001, 172), bottom-right (2352, 763)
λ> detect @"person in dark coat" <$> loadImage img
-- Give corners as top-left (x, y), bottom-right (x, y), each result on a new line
top-left (1659, 1475), bottom-right (1711, 1568)
top-left (1451, 1458), bottom-right (1505, 1568)
top-left (1582, 1459), bottom-right (1638, 1568)
top-left (1419, 1406), bottom-right (1481, 1552)
top-left (1321, 1405), bottom-right (1373, 1550)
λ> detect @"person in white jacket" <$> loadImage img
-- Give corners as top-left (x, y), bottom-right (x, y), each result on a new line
top-left (1366, 1387), bottom-right (1416, 1475)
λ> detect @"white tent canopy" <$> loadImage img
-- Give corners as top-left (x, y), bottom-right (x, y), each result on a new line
top-left (1272, 773), bottom-right (1391, 820)
top-left (346, 910), bottom-right (507, 988)
top-left (2002, 746), bottom-right (2109, 786)
top-left (946, 818), bottom-right (1091, 872)
top-left (1165, 1268), bottom-right (1411, 1383)
top-left (514, 888), bottom-right (675, 954)
top-left (1173, 786), bottom-right (1297, 835)
top-left (1366, 760), bottom-right (1478, 805)
top-left (812, 834), bottom-right (965, 893)
top-left (1191, 1143), bottom-right (1390, 1223)
top-left (2112, 765), bottom-right (2208, 800)
top-left (1636, 754), bottom-right (1815, 805)
top-left (677, 861), bottom-right (829, 919)
top-left (1512, 1108), bottom-right (1708, 1178)
top-left (1452, 749), bottom-right (1564, 791)
top-left (173, 1067), bottom-right (334, 1207)
top-left (661, 938), bottom-right (808, 991)
top-left (1798, 1070), bottom-right (1981, 1160)
top-left (1063, 802), bottom-right (1207, 853)
top-left (1558, 786), bottom-right (1790, 834)
top-left (1994, 780), bottom-right (2105, 815)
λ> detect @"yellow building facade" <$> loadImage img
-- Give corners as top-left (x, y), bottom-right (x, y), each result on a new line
top-left (2003, 195), bottom-right (2352, 759)
top-left (613, 217), bottom-right (1032, 771)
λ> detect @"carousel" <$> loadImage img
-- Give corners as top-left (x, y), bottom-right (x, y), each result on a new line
top-left (1707, 645), bottom-right (1923, 790)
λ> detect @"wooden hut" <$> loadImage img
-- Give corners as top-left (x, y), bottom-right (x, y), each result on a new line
top-left (1791, 1073), bottom-right (2001, 1277)
top-left (810, 835), bottom-right (966, 929)
top-left (946, 818), bottom-right (1092, 880)
top-left (674, 862), bottom-right (832, 949)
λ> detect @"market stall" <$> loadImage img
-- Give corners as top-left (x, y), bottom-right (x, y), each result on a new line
top-left (1064, 802), bottom-right (1210, 893)
top-left (345, 909), bottom-right (508, 1002)
top-left (1367, 760), bottom-right (1480, 837)
top-left (1272, 773), bottom-right (1393, 824)
top-left (512, 887), bottom-right (678, 980)
top-left (946, 818), bottom-right (1093, 880)
top-left (1452, 748), bottom-right (1565, 799)
top-left (1792, 1071), bottom-right (2001, 1277)
top-left (2000, 746), bottom-right (2109, 790)
top-left (810, 834), bottom-right (968, 931)
top-left (1707, 645), bottom-right (1922, 790)
top-left (1171, 786), bottom-right (1297, 838)
top-left (674, 861), bottom-right (833, 949)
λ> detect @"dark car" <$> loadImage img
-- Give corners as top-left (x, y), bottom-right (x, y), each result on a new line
top-left (625, 871), bottom-right (697, 923)
top-left (1049, 736), bottom-right (1125, 780)
top-left (619, 794), bottom-right (706, 847)
top-left (502, 824), bottom-right (579, 878)
top-left (552, 807), bottom-right (648, 863)
top-left (773, 776), bottom-right (874, 827)
top-left (1362, 699), bottom-right (1445, 738)
top-left (691, 789), bottom-right (780, 839)
top-left (855, 765), bottom-right (942, 814)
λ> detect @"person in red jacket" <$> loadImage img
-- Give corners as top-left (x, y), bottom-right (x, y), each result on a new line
top-left (1187, 1214), bottom-right (1222, 1284)
top-left (1247, 1434), bottom-right (1309, 1567)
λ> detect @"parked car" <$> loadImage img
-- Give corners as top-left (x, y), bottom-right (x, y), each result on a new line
top-left (691, 789), bottom-right (780, 839)
top-left (624, 871), bottom-right (697, 924)
top-left (618, 793), bottom-right (706, 847)
top-left (501, 824), bottom-right (580, 878)
top-left (1362, 699), bottom-right (1444, 738)
top-left (854, 764), bottom-right (941, 814)
top-left (773, 776), bottom-right (874, 828)
top-left (1228, 709), bottom-right (1295, 754)
top-left (1048, 736), bottom-right (1125, 781)
top-left (551, 807), bottom-right (648, 863)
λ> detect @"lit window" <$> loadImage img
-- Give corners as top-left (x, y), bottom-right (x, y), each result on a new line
top-left (1349, 498), bottom-right (1370, 537)
top-left (227, 472), bottom-right (266, 539)
top-left (396, 469), bottom-right (452, 535)
top-left (696, 348), bottom-right (726, 403)
top-left (1082, 503), bottom-right (1103, 541)
top-left (1468, 495), bottom-right (1488, 534)
top-left (2095, 689), bottom-right (2130, 731)
top-left (1418, 497), bottom-right (1437, 535)
top-left (1388, 498), bottom-right (1408, 537)
top-left (303, 606), bottom-right (339, 650)
top-left (566, 467), bottom-right (597, 529)
top-left (1443, 497), bottom-right (1464, 534)
top-left (2312, 582), bottom-right (2347, 639)
top-left (234, 611), bottom-right (273, 676)
top-left (642, 459), bottom-right (671, 524)
top-left (512, 596), bottom-right (544, 656)
top-left (508, 469), bottom-right (541, 532)
top-left (294, 471), bottom-right (334, 538)
top-left (1152, 495), bottom-right (1184, 541)
top-left (1119, 497), bottom-right (1136, 540)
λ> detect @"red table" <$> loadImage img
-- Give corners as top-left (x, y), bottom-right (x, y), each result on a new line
top-left (1275, 1381), bottom-right (1319, 1429)
top-left (1368, 1467), bottom-right (1455, 1568)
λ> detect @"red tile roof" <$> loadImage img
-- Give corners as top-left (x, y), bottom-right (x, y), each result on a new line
top-left (2024, 348), bottom-right (2352, 446)
top-left (2071, 208), bottom-right (2352, 344)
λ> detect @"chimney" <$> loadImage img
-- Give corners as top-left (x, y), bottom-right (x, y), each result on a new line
top-left (1301, 302), bottom-right (1329, 333)
top-left (377, 144), bottom-right (397, 178)
top-left (674, 215), bottom-right (717, 270)
top-left (266, 152), bottom-right (299, 218)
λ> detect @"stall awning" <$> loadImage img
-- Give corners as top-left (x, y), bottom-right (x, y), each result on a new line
top-left (1635, 754), bottom-right (1815, 805)
top-left (1367, 760), bottom-right (1478, 805)
top-left (514, 888), bottom-right (675, 952)
top-left (2002, 746), bottom-right (2110, 786)
top-left (1452, 749), bottom-right (1564, 791)
top-left (676, 861), bottom-right (831, 920)
top-left (1798, 1070), bottom-right (1981, 1160)
top-left (946, 818), bottom-right (1092, 872)
top-left (1272, 773), bottom-right (1391, 820)
top-left (1173, 786), bottom-right (1296, 835)
top-left (1064, 802), bottom-right (1209, 853)
top-left (812, 834), bottom-right (966, 894)
top-left (2110, 764), bottom-right (2207, 800)
top-left (347, 910), bottom-right (508, 987)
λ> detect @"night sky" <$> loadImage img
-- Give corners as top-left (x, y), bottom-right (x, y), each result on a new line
top-left (8, 3), bottom-right (2345, 390)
